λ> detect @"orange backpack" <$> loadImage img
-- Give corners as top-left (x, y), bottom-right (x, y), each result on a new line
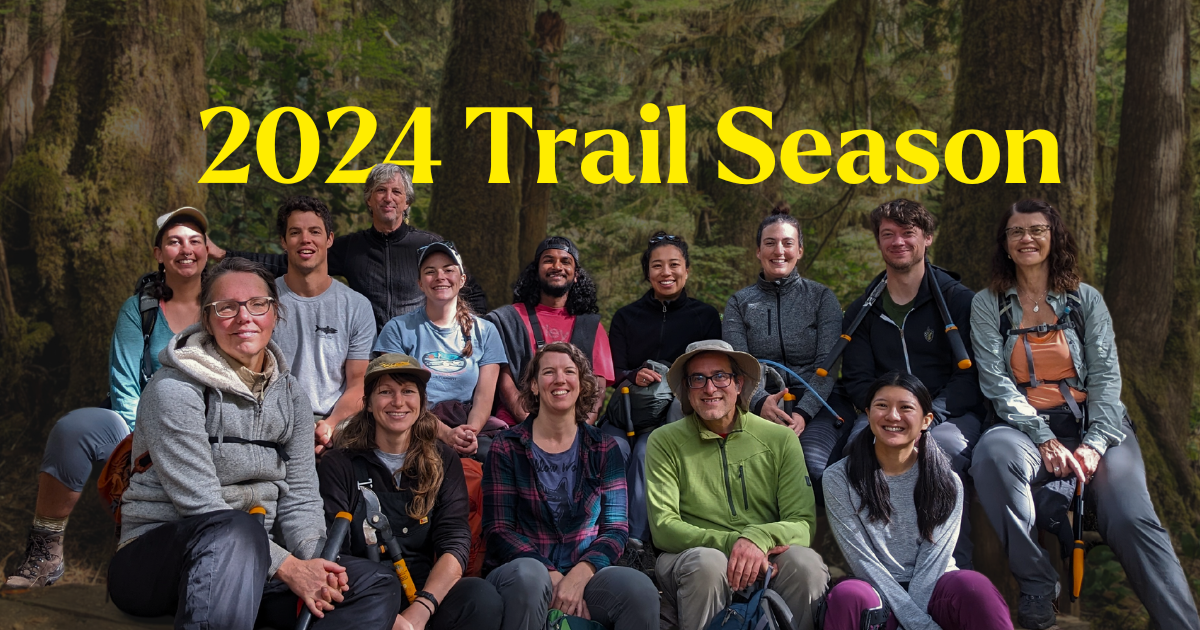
top-left (97, 433), bottom-right (153, 523)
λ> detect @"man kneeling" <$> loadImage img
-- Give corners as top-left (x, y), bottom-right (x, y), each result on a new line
top-left (107, 258), bottom-right (401, 629)
top-left (646, 340), bottom-right (829, 630)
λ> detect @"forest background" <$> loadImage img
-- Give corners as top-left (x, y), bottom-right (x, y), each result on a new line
top-left (0, 0), bottom-right (1198, 627)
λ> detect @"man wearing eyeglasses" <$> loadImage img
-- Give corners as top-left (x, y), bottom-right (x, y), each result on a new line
top-left (832, 198), bottom-right (984, 568)
top-left (268, 196), bottom-right (375, 455)
top-left (645, 339), bottom-right (828, 630)
top-left (207, 164), bottom-right (486, 331)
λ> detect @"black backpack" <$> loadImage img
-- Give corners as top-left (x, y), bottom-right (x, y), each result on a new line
top-left (99, 272), bottom-right (160, 409)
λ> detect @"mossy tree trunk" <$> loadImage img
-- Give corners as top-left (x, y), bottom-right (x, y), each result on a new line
top-left (517, 10), bottom-right (564, 272)
top-left (1105, 0), bottom-right (1200, 536)
top-left (0, 0), bottom-right (207, 422)
top-left (938, 0), bottom-right (1104, 289)
top-left (429, 0), bottom-right (532, 305)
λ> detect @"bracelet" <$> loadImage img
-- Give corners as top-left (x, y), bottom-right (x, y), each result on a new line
top-left (416, 590), bottom-right (440, 610)
top-left (413, 598), bottom-right (435, 616)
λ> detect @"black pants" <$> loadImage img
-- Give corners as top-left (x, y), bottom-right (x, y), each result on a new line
top-left (109, 510), bottom-right (402, 630)
top-left (420, 576), bottom-right (504, 630)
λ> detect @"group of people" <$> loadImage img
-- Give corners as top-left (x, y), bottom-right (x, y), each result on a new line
top-left (4, 162), bottom-right (1198, 630)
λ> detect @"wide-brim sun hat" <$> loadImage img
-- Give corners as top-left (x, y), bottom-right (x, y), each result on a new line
top-left (666, 339), bottom-right (762, 415)
top-left (366, 353), bottom-right (431, 385)
top-left (155, 206), bottom-right (209, 242)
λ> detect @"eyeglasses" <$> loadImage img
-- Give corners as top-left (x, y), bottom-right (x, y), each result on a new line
top-left (649, 234), bottom-right (681, 245)
top-left (686, 372), bottom-right (735, 389)
top-left (206, 297), bottom-right (275, 318)
top-left (1005, 225), bottom-right (1051, 241)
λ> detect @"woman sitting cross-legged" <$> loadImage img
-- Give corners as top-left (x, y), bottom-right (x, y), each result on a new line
top-left (318, 353), bottom-right (503, 630)
top-left (108, 258), bottom-right (401, 629)
top-left (821, 372), bottom-right (1011, 630)
top-left (483, 342), bottom-right (659, 630)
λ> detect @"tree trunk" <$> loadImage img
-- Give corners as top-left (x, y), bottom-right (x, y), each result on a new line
top-left (1, 0), bottom-right (34, 183)
top-left (0, 0), bottom-right (207, 418)
top-left (938, 0), bottom-right (1104, 289)
top-left (695, 147), bottom-right (781, 287)
top-left (517, 10), bottom-right (564, 273)
top-left (282, 0), bottom-right (318, 34)
top-left (429, 0), bottom-right (532, 305)
top-left (1104, 0), bottom-right (1200, 533)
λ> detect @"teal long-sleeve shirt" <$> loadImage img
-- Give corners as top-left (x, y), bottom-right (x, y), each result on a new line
top-left (969, 283), bottom-right (1126, 454)
top-left (108, 294), bottom-right (174, 429)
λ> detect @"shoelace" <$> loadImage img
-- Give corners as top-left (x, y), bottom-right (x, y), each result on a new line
top-left (15, 535), bottom-right (59, 578)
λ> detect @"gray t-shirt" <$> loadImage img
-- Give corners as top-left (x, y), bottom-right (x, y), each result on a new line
top-left (273, 277), bottom-right (375, 416)
top-left (823, 458), bottom-right (962, 630)
top-left (531, 431), bottom-right (581, 530)
top-left (373, 309), bottom-right (507, 406)
top-left (374, 449), bottom-right (407, 484)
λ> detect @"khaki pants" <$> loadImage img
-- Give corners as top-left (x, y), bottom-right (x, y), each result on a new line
top-left (656, 545), bottom-right (828, 630)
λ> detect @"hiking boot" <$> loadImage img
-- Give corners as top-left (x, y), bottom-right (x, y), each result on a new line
top-left (3, 529), bottom-right (65, 590)
top-left (1016, 593), bottom-right (1057, 630)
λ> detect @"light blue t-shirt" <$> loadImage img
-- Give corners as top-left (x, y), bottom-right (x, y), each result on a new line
top-left (109, 294), bottom-right (175, 429)
top-left (373, 309), bottom-right (507, 406)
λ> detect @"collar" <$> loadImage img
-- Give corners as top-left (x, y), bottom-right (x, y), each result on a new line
top-left (755, 269), bottom-right (800, 293)
top-left (690, 409), bottom-right (747, 440)
top-left (369, 222), bottom-right (412, 243)
top-left (641, 288), bottom-right (690, 311)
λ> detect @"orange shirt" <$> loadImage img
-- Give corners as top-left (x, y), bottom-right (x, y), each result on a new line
top-left (1010, 328), bottom-right (1087, 410)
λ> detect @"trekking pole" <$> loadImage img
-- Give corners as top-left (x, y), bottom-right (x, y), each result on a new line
top-left (1072, 479), bottom-right (1085, 600)
top-left (759, 360), bottom-right (843, 427)
top-left (622, 386), bottom-right (635, 438)
top-left (782, 391), bottom-right (796, 417)
top-left (816, 277), bottom-right (887, 377)
top-left (250, 506), bottom-right (267, 526)
top-left (926, 260), bottom-right (972, 370)
top-left (295, 511), bottom-right (353, 630)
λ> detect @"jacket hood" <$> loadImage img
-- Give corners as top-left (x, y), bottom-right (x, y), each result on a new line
top-left (158, 322), bottom-right (289, 401)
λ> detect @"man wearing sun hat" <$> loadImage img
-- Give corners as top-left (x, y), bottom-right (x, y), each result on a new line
top-left (645, 340), bottom-right (829, 630)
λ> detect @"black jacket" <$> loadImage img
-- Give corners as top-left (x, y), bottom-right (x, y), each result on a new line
top-left (609, 289), bottom-right (723, 384)
top-left (230, 223), bottom-right (487, 331)
top-left (840, 265), bottom-right (984, 423)
top-left (317, 443), bottom-right (471, 585)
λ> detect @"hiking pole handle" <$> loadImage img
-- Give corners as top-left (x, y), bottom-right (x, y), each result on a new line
top-left (622, 387), bottom-right (635, 437)
top-left (295, 511), bottom-right (353, 630)
top-left (816, 336), bottom-right (850, 378)
top-left (926, 260), bottom-right (972, 370)
top-left (759, 360), bottom-right (842, 427)
top-left (945, 324), bottom-right (972, 371)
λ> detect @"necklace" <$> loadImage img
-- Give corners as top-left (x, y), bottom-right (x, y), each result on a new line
top-left (1020, 289), bottom-right (1047, 313)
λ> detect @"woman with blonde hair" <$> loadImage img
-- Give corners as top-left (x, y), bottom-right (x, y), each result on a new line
top-left (319, 353), bottom-right (503, 630)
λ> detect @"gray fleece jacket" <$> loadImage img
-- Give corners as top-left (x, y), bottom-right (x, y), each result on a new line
top-left (722, 271), bottom-right (842, 418)
top-left (119, 323), bottom-right (323, 576)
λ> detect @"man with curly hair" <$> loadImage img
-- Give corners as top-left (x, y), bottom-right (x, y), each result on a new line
top-left (486, 237), bottom-right (615, 425)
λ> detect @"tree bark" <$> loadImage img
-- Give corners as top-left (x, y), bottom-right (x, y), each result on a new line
top-left (1, 0), bottom-right (34, 183)
top-left (938, 0), bottom-right (1104, 289)
top-left (1104, 0), bottom-right (1200, 530)
top-left (517, 10), bottom-right (564, 273)
top-left (0, 0), bottom-right (207, 416)
top-left (282, 0), bottom-right (318, 34)
top-left (429, 0), bottom-right (532, 305)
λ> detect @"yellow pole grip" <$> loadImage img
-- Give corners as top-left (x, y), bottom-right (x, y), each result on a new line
top-left (394, 558), bottom-right (418, 603)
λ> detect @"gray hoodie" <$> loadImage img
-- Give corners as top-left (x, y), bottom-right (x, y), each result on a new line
top-left (119, 323), bottom-right (323, 576)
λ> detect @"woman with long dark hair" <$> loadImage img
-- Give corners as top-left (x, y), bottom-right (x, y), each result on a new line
top-left (374, 242), bottom-right (508, 461)
top-left (605, 231), bottom-right (722, 543)
top-left (969, 199), bottom-right (1199, 630)
top-left (318, 354), bottom-right (503, 630)
top-left (5, 207), bottom-right (210, 591)
top-left (483, 342), bottom-right (658, 630)
top-left (821, 372), bottom-right (1010, 630)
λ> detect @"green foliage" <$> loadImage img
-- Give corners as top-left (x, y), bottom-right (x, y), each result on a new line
top-left (1080, 546), bottom-right (1150, 629)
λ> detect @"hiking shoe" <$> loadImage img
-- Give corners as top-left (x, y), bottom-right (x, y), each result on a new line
top-left (3, 529), bottom-right (65, 590)
top-left (1016, 593), bottom-right (1057, 630)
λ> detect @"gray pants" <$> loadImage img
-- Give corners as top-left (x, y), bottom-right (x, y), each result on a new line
top-left (656, 545), bottom-right (829, 630)
top-left (486, 558), bottom-right (658, 630)
top-left (40, 407), bottom-right (129, 492)
top-left (846, 410), bottom-right (981, 568)
top-left (971, 421), bottom-right (1200, 630)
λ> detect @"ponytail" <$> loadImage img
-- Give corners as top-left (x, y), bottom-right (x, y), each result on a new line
top-left (455, 293), bottom-right (475, 358)
top-left (914, 428), bottom-right (956, 541)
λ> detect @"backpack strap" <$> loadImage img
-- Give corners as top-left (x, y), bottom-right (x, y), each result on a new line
top-left (137, 292), bottom-right (158, 387)
top-left (525, 304), bottom-right (547, 349)
top-left (207, 436), bottom-right (291, 463)
top-left (570, 313), bottom-right (601, 357)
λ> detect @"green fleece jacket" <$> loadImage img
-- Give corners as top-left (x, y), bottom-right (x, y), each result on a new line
top-left (645, 409), bottom-right (816, 556)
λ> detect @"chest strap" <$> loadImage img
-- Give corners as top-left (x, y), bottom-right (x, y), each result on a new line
top-left (207, 436), bottom-right (290, 463)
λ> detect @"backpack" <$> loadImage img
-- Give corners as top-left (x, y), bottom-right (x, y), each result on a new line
top-left (99, 273), bottom-right (160, 409)
top-left (545, 609), bottom-right (606, 630)
top-left (600, 360), bottom-right (674, 434)
top-left (997, 289), bottom-right (1088, 424)
top-left (706, 567), bottom-right (793, 630)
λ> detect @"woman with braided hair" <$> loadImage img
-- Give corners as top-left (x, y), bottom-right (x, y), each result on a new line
top-left (374, 241), bottom-right (508, 461)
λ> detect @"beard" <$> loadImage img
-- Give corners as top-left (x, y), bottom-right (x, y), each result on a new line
top-left (539, 276), bottom-right (574, 298)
